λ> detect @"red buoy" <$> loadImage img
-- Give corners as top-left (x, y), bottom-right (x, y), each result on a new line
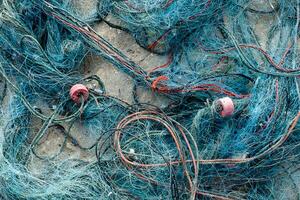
top-left (216, 97), bottom-right (234, 117)
top-left (69, 84), bottom-right (89, 104)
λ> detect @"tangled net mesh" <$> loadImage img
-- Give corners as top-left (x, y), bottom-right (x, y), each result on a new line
top-left (0, 0), bottom-right (299, 199)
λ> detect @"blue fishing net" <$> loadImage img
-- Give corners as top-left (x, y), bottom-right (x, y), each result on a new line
top-left (0, 0), bottom-right (299, 199)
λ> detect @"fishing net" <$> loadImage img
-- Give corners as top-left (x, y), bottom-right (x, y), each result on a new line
top-left (0, 0), bottom-right (299, 199)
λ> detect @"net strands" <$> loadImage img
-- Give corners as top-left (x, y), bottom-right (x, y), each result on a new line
top-left (0, 0), bottom-right (299, 199)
